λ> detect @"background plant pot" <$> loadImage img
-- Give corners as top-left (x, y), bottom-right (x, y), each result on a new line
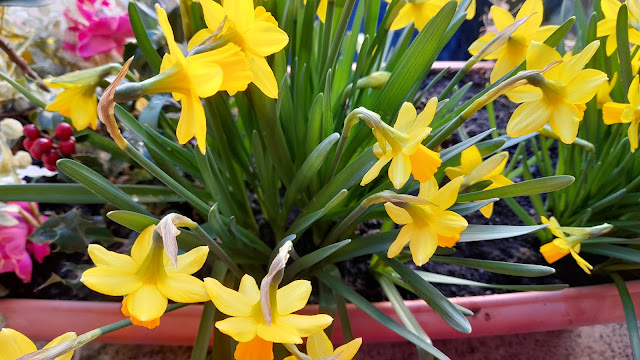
top-left (2, 280), bottom-right (639, 346)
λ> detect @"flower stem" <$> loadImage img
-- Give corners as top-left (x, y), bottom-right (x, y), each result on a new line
top-left (192, 225), bottom-right (243, 279)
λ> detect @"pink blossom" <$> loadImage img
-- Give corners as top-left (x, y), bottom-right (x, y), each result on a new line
top-left (0, 202), bottom-right (49, 283)
top-left (64, 0), bottom-right (134, 59)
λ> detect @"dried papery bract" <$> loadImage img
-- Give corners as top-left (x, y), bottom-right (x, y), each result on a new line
top-left (260, 241), bottom-right (293, 326)
top-left (97, 57), bottom-right (132, 150)
top-left (156, 213), bottom-right (197, 268)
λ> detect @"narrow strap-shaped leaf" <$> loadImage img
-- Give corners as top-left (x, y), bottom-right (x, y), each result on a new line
top-left (413, 271), bottom-right (567, 292)
top-left (57, 159), bottom-right (151, 215)
top-left (287, 189), bottom-right (348, 237)
top-left (0, 71), bottom-right (46, 108)
top-left (457, 175), bottom-right (575, 202)
top-left (0, 184), bottom-right (184, 203)
top-left (458, 224), bottom-right (548, 242)
top-left (610, 272), bottom-right (640, 360)
top-left (283, 239), bottom-right (351, 283)
top-left (430, 256), bottom-right (555, 277)
top-left (316, 271), bottom-right (450, 360)
top-left (617, 4), bottom-right (633, 92)
top-left (582, 243), bottom-right (640, 263)
top-left (128, 1), bottom-right (162, 73)
top-left (382, 257), bottom-right (471, 334)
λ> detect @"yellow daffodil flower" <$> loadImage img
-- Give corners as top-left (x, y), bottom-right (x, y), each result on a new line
top-left (188, 0), bottom-right (289, 99)
top-left (597, 73), bottom-right (618, 108)
top-left (633, 46), bottom-right (640, 74)
top-left (284, 331), bottom-right (362, 360)
top-left (538, 216), bottom-right (613, 274)
top-left (505, 41), bottom-right (607, 144)
top-left (444, 145), bottom-right (513, 218)
top-left (603, 75), bottom-right (640, 152)
top-left (384, 177), bottom-right (468, 265)
top-left (597, 0), bottom-right (640, 56)
top-left (81, 225), bottom-right (210, 329)
top-left (205, 275), bottom-right (333, 345)
top-left (0, 328), bottom-right (77, 360)
top-left (45, 81), bottom-right (98, 131)
top-left (304, 0), bottom-right (328, 23)
top-left (386, 0), bottom-right (449, 31)
top-left (361, 99), bottom-right (442, 189)
top-left (468, 0), bottom-right (559, 83)
top-left (147, 5), bottom-right (251, 154)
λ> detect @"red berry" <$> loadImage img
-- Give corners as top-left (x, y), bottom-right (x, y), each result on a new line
top-left (55, 123), bottom-right (74, 141)
top-left (23, 138), bottom-right (34, 151)
top-left (44, 163), bottom-right (57, 172)
top-left (58, 139), bottom-right (76, 156)
top-left (42, 150), bottom-right (60, 167)
top-left (23, 124), bottom-right (40, 140)
top-left (30, 138), bottom-right (53, 160)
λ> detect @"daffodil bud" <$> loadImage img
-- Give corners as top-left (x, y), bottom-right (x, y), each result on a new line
top-left (356, 71), bottom-right (391, 90)
top-left (44, 63), bottom-right (121, 88)
top-left (587, 223), bottom-right (613, 237)
top-left (0, 118), bottom-right (23, 140)
top-left (12, 150), bottom-right (32, 169)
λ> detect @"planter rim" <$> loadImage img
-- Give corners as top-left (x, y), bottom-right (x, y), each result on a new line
top-left (1, 279), bottom-right (638, 345)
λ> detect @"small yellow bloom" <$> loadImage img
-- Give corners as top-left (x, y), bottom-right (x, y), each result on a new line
top-left (361, 99), bottom-right (442, 189)
top-left (384, 177), bottom-right (468, 265)
top-left (149, 4), bottom-right (251, 153)
top-left (304, 0), bottom-right (329, 23)
top-left (505, 41), bottom-right (607, 144)
top-left (45, 81), bottom-right (98, 131)
top-left (0, 328), bottom-right (77, 360)
top-left (602, 75), bottom-right (640, 152)
top-left (468, 0), bottom-right (559, 83)
top-left (81, 225), bottom-right (210, 329)
top-left (188, 0), bottom-right (289, 99)
top-left (205, 274), bottom-right (333, 345)
top-left (539, 216), bottom-right (593, 274)
top-left (597, 0), bottom-right (640, 56)
top-left (444, 145), bottom-right (513, 218)
top-left (284, 331), bottom-right (362, 360)
top-left (386, 0), bottom-right (450, 31)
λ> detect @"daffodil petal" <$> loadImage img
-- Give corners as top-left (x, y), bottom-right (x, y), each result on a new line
top-left (200, 0), bottom-right (226, 34)
top-left (222, 0), bottom-right (254, 31)
top-left (506, 84), bottom-right (543, 103)
top-left (87, 244), bottom-right (137, 270)
top-left (388, 223), bottom-right (416, 258)
top-left (394, 102), bottom-right (417, 133)
top-left (257, 320), bottom-right (302, 344)
top-left (156, 5), bottom-right (183, 58)
top-left (548, 103), bottom-right (581, 144)
top-left (238, 274), bottom-right (261, 303)
top-left (601, 0), bottom-right (621, 20)
top-left (490, 5), bottom-right (515, 31)
top-left (248, 54), bottom-right (279, 99)
top-left (216, 317), bottom-right (259, 343)
top-left (178, 95), bottom-right (208, 154)
top-left (185, 55), bottom-right (223, 98)
top-left (557, 41), bottom-right (600, 83)
top-left (44, 332), bottom-right (77, 360)
top-left (490, 46), bottom-right (526, 83)
top-left (526, 41), bottom-right (561, 71)
top-left (410, 226), bottom-right (438, 266)
top-left (158, 273), bottom-right (209, 303)
top-left (629, 120), bottom-right (639, 152)
top-left (388, 152), bottom-right (411, 190)
top-left (516, 0), bottom-right (543, 34)
top-left (276, 280), bottom-right (312, 315)
top-left (628, 75), bottom-right (640, 106)
top-left (432, 176), bottom-right (463, 209)
top-left (131, 225), bottom-right (156, 264)
top-left (234, 336), bottom-right (274, 360)
top-left (479, 203), bottom-right (494, 218)
top-left (70, 89), bottom-right (98, 130)
top-left (205, 276), bottom-right (256, 317)
top-left (389, 4), bottom-right (415, 31)
top-left (506, 100), bottom-right (550, 137)
top-left (81, 266), bottom-right (141, 296)
top-left (361, 151), bottom-right (393, 186)
top-left (126, 284), bottom-right (168, 322)
top-left (384, 202), bottom-right (412, 225)
top-left (566, 69), bottom-right (607, 104)
top-left (163, 246), bottom-right (209, 275)
top-left (277, 314), bottom-right (334, 338)
top-left (602, 102), bottom-right (627, 124)
top-left (468, 33), bottom-right (499, 59)
top-left (334, 337), bottom-right (363, 360)
top-left (0, 328), bottom-right (36, 360)
top-left (430, 210), bottom-right (468, 237)
top-left (244, 21), bottom-right (289, 57)
top-left (409, 145), bottom-right (441, 183)
top-left (307, 331), bottom-right (334, 359)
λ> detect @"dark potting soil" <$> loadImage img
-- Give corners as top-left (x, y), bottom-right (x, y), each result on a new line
top-left (2, 68), bottom-right (609, 303)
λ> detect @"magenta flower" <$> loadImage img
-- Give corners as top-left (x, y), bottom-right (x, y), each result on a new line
top-left (0, 202), bottom-right (49, 283)
top-left (64, 0), bottom-right (134, 59)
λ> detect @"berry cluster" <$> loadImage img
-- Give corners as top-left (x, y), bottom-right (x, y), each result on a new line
top-left (23, 123), bottom-right (76, 171)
